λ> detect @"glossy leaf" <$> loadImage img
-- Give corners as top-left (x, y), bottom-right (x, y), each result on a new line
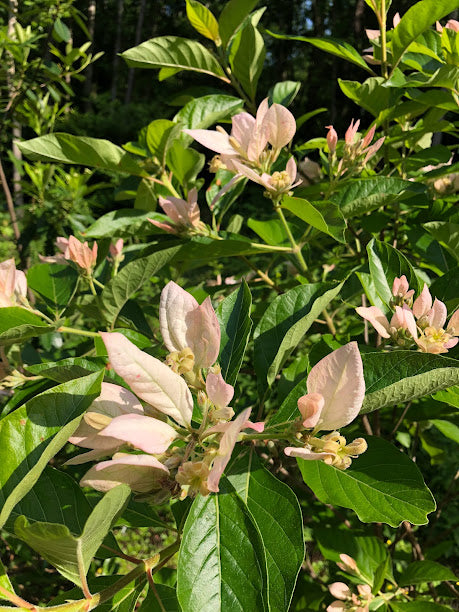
top-left (227, 450), bottom-right (304, 612)
top-left (138, 584), bottom-right (179, 611)
top-left (217, 281), bottom-right (252, 386)
top-left (27, 263), bottom-right (78, 313)
top-left (171, 235), bottom-right (286, 262)
top-left (174, 95), bottom-right (243, 145)
top-left (218, 0), bottom-right (260, 49)
top-left (398, 560), bottom-right (457, 586)
top-left (254, 282), bottom-right (343, 389)
top-left (429, 267), bottom-right (459, 311)
top-left (186, 0), bottom-right (220, 42)
top-left (18, 133), bottom-right (145, 176)
top-left (424, 222), bottom-right (459, 262)
top-left (298, 436), bottom-right (435, 527)
top-left (339, 77), bottom-right (402, 117)
top-left (146, 119), bottom-right (181, 169)
top-left (367, 238), bottom-right (422, 307)
top-left (391, 0), bottom-right (456, 69)
top-left (282, 196), bottom-right (346, 243)
top-left (268, 81), bottom-right (301, 106)
top-left (0, 307), bottom-right (52, 346)
top-left (0, 371), bottom-right (104, 530)
top-left (361, 351), bottom-right (459, 414)
top-left (177, 489), bottom-right (268, 612)
top-left (27, 357), bottom-right (116, 383)
top-left (167, 140), bottom-right (205, 188)
top-left (121, 36), bottom-right (228, 82)
top-left (229, 22), bottom-right (265, 100)
top-left (100, 245), bottom-right (181, 324)
top-left (15, 485), bottom-right (130, 587)
top-left (431, 419), bottom-right (459, 444)
top-left (83, 209), bottom-right (154, 239)
top-left (267, 377), bottom-right (308, 427)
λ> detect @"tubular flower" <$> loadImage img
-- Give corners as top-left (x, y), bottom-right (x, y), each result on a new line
top-left (149, 188), bottom-right (206, 235)
top-left (0, 259), bottom-right (27, 308)
top-left (284, 343), bottom-right (367, 469)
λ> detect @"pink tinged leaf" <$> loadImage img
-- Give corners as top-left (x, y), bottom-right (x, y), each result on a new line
top-left (427, 298), bottom-right (447, 328)
top-left (306, 342), bottom-right (365, 430)
top-left (413, 284), bottom-right (433, 319)
top-left (14, 270), bottom-right (27, 298)
top-left (393, 12), bottom-right (401, 27)
top-left (361, 125), bottom-right (376, 149)
top-left (148, 219), bottom-right (178, 234)
top-left (207, 408), bottom-right (252, 493)
top-left (80, 453), bottom-right (170, 493)
top-left (183, 128), bottom-right (234, 155)
top-left (99, 414), bottom-right (177, 454)
top-left (392, 275), bottom-right (410, 297)
top-left (100, 332), bottom-right (193, 427)
top-left (186, 296), bottom-right (221, 368)
top-left (345, 119), bottom-right (360, 145)
top-left (206, 372), bottom-right (234, 409)
top-left (56, 236), bottom-right (69, 254)
top-left (446, 19), bottom-right (459, 32)
top-left (158, 196), bottom-right (185, 224)
top-left (365, 28), bottom-right (380, 40)
top-left (363, 137), bottom-right (385, 163)
top-left (444, 338), bottom-right (458, 349)
top-left (159, 281), bottom-right (199, 354)
top-left (329, 582), bottom-right (351, 600)
top-left (447, 310), bottom-right (459, 335)
top-left (231, 160), bottom-right (265, 186)
top-left (109, 238), bottom-right (124, 258)
top-left (284, 446), bottom-right (335, 462)
top-left (327, 602), bottom-right (347, 612)
top-left (244, 420), bottom-right (264, 432)
top-left (231, 112), bottom-right (256, 152)
top-left (0, 259), bottom-right (16, 299)
top-left (357, 584), bottom-right (372, 597)
top-left (391, 306), bottom-right (417, 339)
top-left (264, 103), bottom-right (296, 149)
top-left (65, 448), bottom-right (118, 466)
top-left (210, 174), bottom-right (244, 209)
top-left (355, 306), bottom-right (390, 338)
top-left (297, 393), bottom-right (324, 428)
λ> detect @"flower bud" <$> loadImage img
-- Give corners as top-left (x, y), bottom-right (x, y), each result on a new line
top-left (325, 125), bottom-right (338, 153)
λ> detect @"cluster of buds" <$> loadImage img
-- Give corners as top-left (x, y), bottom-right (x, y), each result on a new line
top-left (185, 98), bottom-right (300, 200)
top-left (327, 555), bottom-right (374, 612)
top-left (149, 188), bottom-right (208, 237)
top-left (326, 120), bottom-right (385, 179)
top-left (357, 276), bottom-right (459, 354)
top-left (0, 259), bottom-right (27, 309)
top-left (68, 281), bottom-right (264, 500)
top-left (284, 343), bottom-right (367, 470)
top-left (436, 19), bottom-right (459, 33)
top-left (40, 235), bottom-right (98, 275)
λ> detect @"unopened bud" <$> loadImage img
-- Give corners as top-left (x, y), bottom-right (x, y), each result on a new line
top-left (325, 125), bottom-right (338, 153)
top-left (337, 553), bottom-right (358, 573)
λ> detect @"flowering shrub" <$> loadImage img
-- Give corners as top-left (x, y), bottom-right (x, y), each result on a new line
top-left (0, 0), bottom-right (458, 610)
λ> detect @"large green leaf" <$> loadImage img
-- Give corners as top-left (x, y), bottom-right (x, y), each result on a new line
top-left (18, 134), bottom-right (145, 176)
top-left (145, 119), bottom-right (181, 169)
top-left (167, 140), bottom-right (205, 189)
top-left (121, 36), bottom-right (228, 81)
top-left (298, 436), bottom-right (435, 527)
top-left (177, 489), bottom-right (268, 612)
top-left (15, 485), bottom-right (130, 587)
top-left (229, 22), bottom-right (265, 100)
top-left (0, 307), bottom-right (53, 346)
top-left (83, 209), bottom-right (155, 239)
top-left (27, 263), bottom-right (78, 314)
top-left (268, 81), bottom-right (301, 107)
top-left (361, 351), bottom-right (459, 414)
top-left (429, 267), bottom-right (459, 311)
top-left (423, 222), bottom-right (459, 262)
top-left (27, 357), bottom-right (114, 383)
top-left (218, 0), bottom-right (260, 49)
top-left (391, 0), bottom-right (456, 69)
top-left (0, 371), bottom-right (104, 529)
top-left (282, 196), bottom-right (346, 243)
top-left (186, 0), bottom-right (220, 42)
top-left (217, 281), bottom-right (252, 387)
top-left (100, 245), bottom-right (181, 325)
top-left (254, 282), bottom-right (343, 389)
top-left (339, 77), bottom-right (403, 117)
top-left (266, 30), bottom-right (374, 74)
top-left (171, 235), bottom-right (288, 262)
top-left (227, 450), bottom-right (304, 612)
top-left (367, 238), bottom-right (423, 307)
top-left (398, 560), bottom-right (457, 586)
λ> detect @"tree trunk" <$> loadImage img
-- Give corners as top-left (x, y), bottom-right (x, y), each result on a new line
top-left (110, 0), bottom-right (124, 101)
top-left (124, 0), bottom-right (147, 104)
top-left (84, 0), bottom-right (97, 110)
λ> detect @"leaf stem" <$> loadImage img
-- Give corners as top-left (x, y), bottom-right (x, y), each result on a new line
top-left (58, 326), bottom-right (100, 338)
top-left (274, 204), bottom-right (308, 273)
top-left (0, 584), bottom-right (37, 610)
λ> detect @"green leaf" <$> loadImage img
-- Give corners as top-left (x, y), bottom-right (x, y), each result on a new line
top-left (398, 560), bottom-right (457, 586)
top-left (361, 351), bottom-right (459, 414)
top-left (424, 222), bottom-right (459, 262)
top-left (167, 140), bottom-right (205, 189)
top-left (268, 81), bottom-right (301, 106)
top-left (53, 18), bottom-right (71, 42)
top-left (0, 371), bottom-right (104, 529)
top-left (171, 235), bottom-right (287, 262)
top-left (266, 30), bottom-right (375, 74)
top-left (227, 450), bottom-right (304, 612)
top-left (431, 419), bottom-right (459, 444)
top-left (391, 0), bottom-right (456, 69)
top-left (0, 559), bottom-right (15, 597)
top-left (174, 95), bottom-right (243, 145)
top-left (356, 271), bottom-right (387, 312)
top-left (367, 238), bottom-right (422, 307)
top-left (177, 489), bottom-right (268, 612)
top-left (138, 584), bottom-right (179, 611)
top-left (218, 0), bottom-right (260, 49)
top-left (27, 263), bottom-right (78, 313)
top-left (15, 485), bottom-right (130, 587)
top-left (282, 196), bottom-right (346, 243)
top-left (298, 436), bottom-right (436, 527)
top-left (339, 77), bottom-right (402, 117)
top-left (229, 22), bottom-right (265, 100)
top-left (48, 575), bottom-right (145, 610)
top-left (0, 307), bottom-right (52, 346)
top-left (389, 601), bottom-right (452, 612)
top-left (27, 357), bottom-right (113, 383)
top-left (100, 245), bottom-right (181, 324)
top-left (121, 36), bottom-right (228, 82)
top-left (254, 282), bottom-right (343, 389)
top-left (186, 0), bottom-right (220, 42)
top-left (247, 217), bottom-right (290, 245)
top-left (146, 119), bottom-right (181, 169)
top-left (18, 134), bottom-right (145, 176)
top-left (84, 209), bottom-right (154, 239)
top-left (429, 267), bottom-right (459, 311)
top-left (217, 281), bottom-right (252, 386)
top-left (267, 377), bottom-right (308, 427)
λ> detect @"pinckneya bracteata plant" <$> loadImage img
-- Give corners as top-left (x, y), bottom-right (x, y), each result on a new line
top-left (1, 0), bottom-right (459, 610)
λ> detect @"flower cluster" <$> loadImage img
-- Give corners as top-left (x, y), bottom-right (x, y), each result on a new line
top-left (40, 235), bottom-right (98, 274)
top-left (284, 342), bottom-right (367, 470)
top-left (357, 276), bottom-right (459, 354)
top-left (327, 554), bottom-right (374, 612)
top-left (185, 98), bottom-right (300, 199)
top-left (149, 188), bottom-right (208, 236)
top-left (68, 281), bottom-right (264, 500)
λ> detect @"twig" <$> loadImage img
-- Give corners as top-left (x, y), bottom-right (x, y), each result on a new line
top-left (391, 403), bottom-right (411, 436)
top-left (362, 414), bottom-right (373, 436)
top-left (0, 157), bottom-right (20, 242)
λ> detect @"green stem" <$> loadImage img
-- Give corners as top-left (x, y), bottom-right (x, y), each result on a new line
top-left (88, 277), bottom-right (99, 298)
top-left (160, 172), bottom-right (181, 198)
top-left (378, 0), bottom-right (388, 80)
top-left (275, 205), bottom-right (308, 273)
top-left (249, 241), bottom-right (293, 253)
top-left (241, 432), bottom-right (292, 441)
top-left (92, 278), bottom-right (105, 289)
top-left (58, 326), bottom-right (100, 338)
